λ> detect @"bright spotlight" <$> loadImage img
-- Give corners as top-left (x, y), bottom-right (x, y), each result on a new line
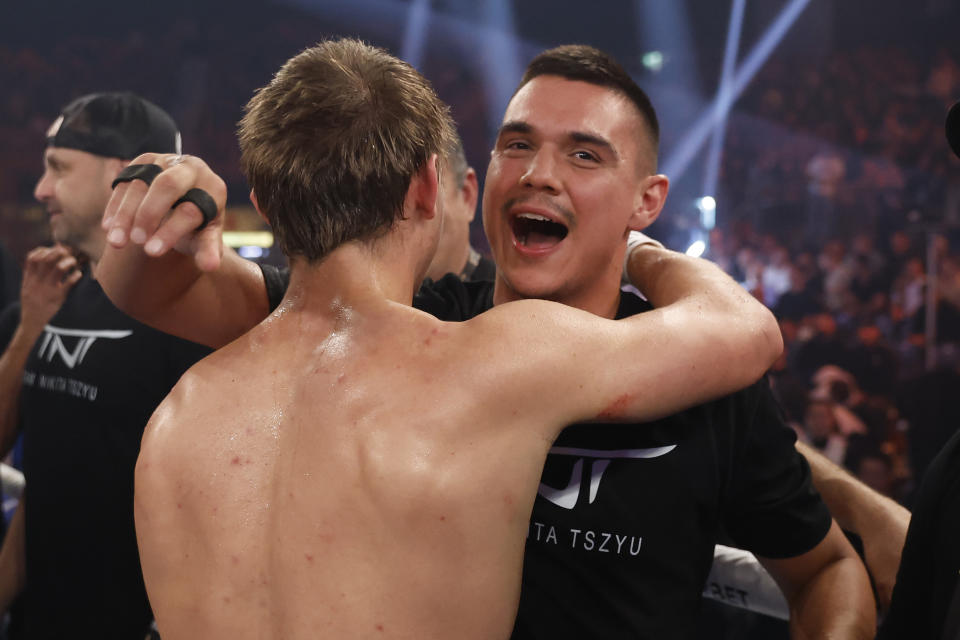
top-left (696, 196), bottom-right (717, 229)
top-left (237, 246), bottom-right (264, 259)
top-left (641, 51), bottom-right (665, 72)
top-left (686, 240), bottom-right (706, 258)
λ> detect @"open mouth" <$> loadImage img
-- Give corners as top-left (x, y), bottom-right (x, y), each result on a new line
top-left (511, 213), bottom-right (569, 250)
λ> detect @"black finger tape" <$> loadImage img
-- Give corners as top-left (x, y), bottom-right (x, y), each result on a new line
top-left (111, 164), bottom-right (163, 190)
top-left (173, 188), bottom-right (218, 230)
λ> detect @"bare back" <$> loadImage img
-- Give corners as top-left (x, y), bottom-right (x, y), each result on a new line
top-left (135, 303), bottom-right (557, 640)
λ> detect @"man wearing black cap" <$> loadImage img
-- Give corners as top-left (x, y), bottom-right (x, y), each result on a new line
top-left (876, 100), bottom-right (960, 639)
top-left (0, 92), bottom-right (210, 639)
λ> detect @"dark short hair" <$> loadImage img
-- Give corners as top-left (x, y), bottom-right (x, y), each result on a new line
top-left (517, 45), bottom-right (660, 156)
top-left (238, 38), bottom-right (455, 262)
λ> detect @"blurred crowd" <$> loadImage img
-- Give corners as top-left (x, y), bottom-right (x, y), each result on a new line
top-left (709, 43), bottom-right (960, 507)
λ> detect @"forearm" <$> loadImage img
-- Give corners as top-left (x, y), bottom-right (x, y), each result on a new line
top-left (0, 499), bottom-right (26, 614)
top-left (799, 441), bottom-right (909, 536)
top-left (97, 243), bottom-right (270, 348)
top-left (627, 245), bottom-right (782, 382)
top-left (0, 326), bottom-right (40, 455)
top-left (97, 240), bottom-right (203, 324)
top-left (798, 440), bottom-right (909, 610)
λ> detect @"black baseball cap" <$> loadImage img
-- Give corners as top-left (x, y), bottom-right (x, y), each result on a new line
top-left (947, 100), bottom-right (960, 159)
top-left (46, 92), bottom-right (181, 159)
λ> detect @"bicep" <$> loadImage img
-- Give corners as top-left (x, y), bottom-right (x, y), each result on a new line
top-left (758, 522), bottom-right (857, 601)
top-left (549, 303), bottom-right (773, 424)
top-left (760, 522), bottom-right (876, 638)
top-left (463, 300), bottom-right (768, 435)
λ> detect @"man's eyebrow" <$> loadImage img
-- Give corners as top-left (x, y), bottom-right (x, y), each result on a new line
top-left (497, 120), bottom-right (533, 136)
top-left (570, 132), bottom-right (618, 160)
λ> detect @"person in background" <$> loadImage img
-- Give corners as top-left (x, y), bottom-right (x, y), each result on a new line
top-left (0, 92), bottom-right (211, 639)
top-left (424, 133), bottom-right (494, 282)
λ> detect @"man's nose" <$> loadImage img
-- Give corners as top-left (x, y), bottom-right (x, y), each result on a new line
top-left (520, 151), bottom-right (561, 194)
top-left (34, 170), bottom-right (52, 203)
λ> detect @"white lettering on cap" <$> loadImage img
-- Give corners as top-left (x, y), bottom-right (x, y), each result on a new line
top-left (46, 115), bottom-right (64, 138)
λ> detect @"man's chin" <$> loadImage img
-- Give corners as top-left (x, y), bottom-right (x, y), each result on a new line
top-left (498, 270), bottom-right (566, 303)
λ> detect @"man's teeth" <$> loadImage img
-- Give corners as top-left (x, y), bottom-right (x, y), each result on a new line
top-left (516, 213), bottom-right (551, 222)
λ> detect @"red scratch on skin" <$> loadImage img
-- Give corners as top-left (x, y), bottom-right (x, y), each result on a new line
top-left (375, 624), bottom-right (384, 632)
top-left (439, 515), bottom-right (446, 521)
top-left (176, 502), bottom-right (182, 509)
top-left (305, 554), bottom-right (314, 563)
top-left (597, 394), bottom-right (632, 420)
top-left (231, 456), bottom-right (241, 465)
top-left (231, 555), bottom-right (240, 565)
top-left (424, 327), bottom-right (440, 346)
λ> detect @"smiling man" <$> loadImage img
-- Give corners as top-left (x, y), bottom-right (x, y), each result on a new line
top-left (97, 45), bottom-right (874, 638)
top-left (483, 72), bottom-right (666, 318)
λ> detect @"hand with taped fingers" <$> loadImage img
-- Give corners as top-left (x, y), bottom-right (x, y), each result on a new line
top-left (19, 244), bottom-right (82, 338)
top-left (102, 153), bottom-right (227, 272)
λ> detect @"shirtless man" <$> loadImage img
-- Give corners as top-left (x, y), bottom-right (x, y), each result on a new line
top-left (130, 39), bottom-right (780, 639)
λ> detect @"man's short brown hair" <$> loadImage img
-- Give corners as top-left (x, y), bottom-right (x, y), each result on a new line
top-left (239, 38), bottom-right (456, 261)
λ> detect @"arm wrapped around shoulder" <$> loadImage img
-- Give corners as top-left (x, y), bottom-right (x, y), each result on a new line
top-left (626, 244), bottom-right (783, 385)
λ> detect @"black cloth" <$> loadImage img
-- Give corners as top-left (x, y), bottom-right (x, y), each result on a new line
top-left (463, 252), bottom-right (496, 283)
top-left (0, 242), bottom-right (20, 312)
top-left (0, 272), bottom-right (211, 639)
top-left (261, 266), bottom-right (833, 639)
top-left (879, 430), bottom-right (960, 640)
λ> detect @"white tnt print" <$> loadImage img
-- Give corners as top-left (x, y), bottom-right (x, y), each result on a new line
top-left (36, 325), bottom-right (132, 369)
top-left (537, 445), bottom-right (677, 510)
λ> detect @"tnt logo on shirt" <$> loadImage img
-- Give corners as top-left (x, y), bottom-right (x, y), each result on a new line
top-left (537, 445), bottom-right (677, 509)
top-left (36, 325), bottom-right (132, 369)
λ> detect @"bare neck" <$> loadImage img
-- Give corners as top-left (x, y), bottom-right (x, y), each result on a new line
top-left (282, 242), bottom-right (423, 318)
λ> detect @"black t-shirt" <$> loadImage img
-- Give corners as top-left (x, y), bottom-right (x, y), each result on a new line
top-left (263, 266), bottom-right (832, 639)
top-left (0, 273), bottom-right (211, 639)
top-left (880, 429), bottom-right (960, 640)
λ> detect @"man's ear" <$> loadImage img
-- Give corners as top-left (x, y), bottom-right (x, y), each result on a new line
top-left (409, 153), bottom-right (440, 220)
top-left (461, 167), bottom-right (480, 222)
top-left (250, 189), bottom-right (269, 225)
top-left (629, 174), bottom-right (670, 231)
